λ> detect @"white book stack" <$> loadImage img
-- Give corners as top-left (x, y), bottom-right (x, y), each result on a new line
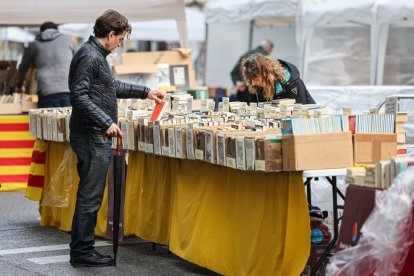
top-left (396, 112), bottom-right (408, 156)
top-left (355, 113), bottom-right (395, 134)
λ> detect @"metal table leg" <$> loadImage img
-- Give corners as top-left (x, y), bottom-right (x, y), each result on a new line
top-left (311, 176), bottom-right (340, 275)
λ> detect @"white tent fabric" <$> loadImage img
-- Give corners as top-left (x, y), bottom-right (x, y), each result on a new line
top-left (205, 0), bottom-right (298, 24)
top-left (59, 8), bottom-right (205, 42)
top-left (0, 0), bottom-right (189, 47)
top-left (0, 27), bottom-right (35, 43)
top-left (298, 0), bottom-right (414, 86)
top-left (297, 0), bottom-right (375, 86)
top-left (373, 0), bottom-right (414, 85)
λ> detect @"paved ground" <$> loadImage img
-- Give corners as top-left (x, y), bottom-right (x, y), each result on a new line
top-left (0, 191), bottom-right (219, 276)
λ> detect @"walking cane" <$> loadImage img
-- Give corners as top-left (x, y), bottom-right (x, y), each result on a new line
top-left (113, 134), bottom-right (122, 266)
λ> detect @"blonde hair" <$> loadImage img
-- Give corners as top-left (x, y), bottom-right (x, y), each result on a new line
top-left (242, 53), bottom-right (285, 101)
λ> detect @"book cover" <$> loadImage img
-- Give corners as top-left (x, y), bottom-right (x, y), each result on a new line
top-left (236, 137), bottom-right (246, 170)
top-left (186, 128), bottom-right (195, 160)
top-left (149, 100), bottom-right (167, 122)
top-left (169, 65), bottom-right (189, 89)
top-left (245, 137), bottom-right (256, 170)
top-left (195, 130), bottom-right (205, 160)
top-left (225, 136), bottom-right (236, 169)
top-left (168, 127), bottom-right (176, 157)
top-left (153, 124), bottom-right (161, 155)
top-left (216, 132), bottom-right (226, 166)
top-left (349, 115), bottom-right (356, 134)
top-left (205, 131), bottom-right (214, 163)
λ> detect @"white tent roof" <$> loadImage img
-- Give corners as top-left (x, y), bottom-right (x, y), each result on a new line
top-left (205, 0), bottom-right (298, 24)
top-left (374, 0), bottom-right (414, 25)
top-left (0, 27), bottom-right (35, 43)
top-left (0, 0), bottom-right (186, 25)
top-left (59, 8), bottom-right (205, 42)
top-left (298, 0), bottom-right (374, 28)
top-left (0, 0), bottom-right (189, 47)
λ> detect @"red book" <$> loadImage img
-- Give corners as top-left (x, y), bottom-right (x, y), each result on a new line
top-left (397, 149), bottom-right (407, 155)
top-left (149, 101), bottom-right (167, 122)
top-left (348, 115), bottom-right (356, 134)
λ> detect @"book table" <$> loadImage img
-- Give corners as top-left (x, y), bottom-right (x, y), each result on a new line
top-left (38, 141), bottom-right (311, 275)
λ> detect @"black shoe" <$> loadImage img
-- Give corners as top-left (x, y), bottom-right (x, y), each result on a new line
top-left (70, 251), bottom-right (114, 267)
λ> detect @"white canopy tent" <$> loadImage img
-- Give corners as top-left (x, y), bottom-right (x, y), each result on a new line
top-left (297, 0), bottom-right (375, 86)
top-left (205, 0), bottom-right (298, 24)
top-left (59, 7), bottom-right (205, 42)
top-left (374, 0), bottom-right (414, 85)
top-left (0, 0), bottom-right (189, 48)
top-left (204, 0), bottom-right (299, 87)
top-left (0, 27), bottom-right (35, 43)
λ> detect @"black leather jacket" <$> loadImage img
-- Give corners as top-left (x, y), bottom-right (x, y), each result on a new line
top-left (69, 36), bottom-right (150, 134)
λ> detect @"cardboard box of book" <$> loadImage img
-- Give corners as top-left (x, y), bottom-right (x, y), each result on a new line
top-left (353, 133), bottom-right (397, 165)
top-left (0, 103), bottom-right (21, 114)
top-left (282, 132), bottom-right (353, 171)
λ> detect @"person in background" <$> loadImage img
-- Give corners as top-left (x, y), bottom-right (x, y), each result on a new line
top-left (230, 40), bottom-right (273, 103)
top-left (16, 22), bottom-right (76, 108)
top-left (242, 53), bottom-right (315, 104)
top-left (68, 9), bottom-right (166, 267)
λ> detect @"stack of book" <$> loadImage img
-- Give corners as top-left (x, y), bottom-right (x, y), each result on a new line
top-left (29, 108), bottom-right (71, 142)
top-left (345, 167), bottom-right (367, 186)
top-left (396, 112), bottom-right (408, 156)
top-left (347, 156), bottom-right (414, 189)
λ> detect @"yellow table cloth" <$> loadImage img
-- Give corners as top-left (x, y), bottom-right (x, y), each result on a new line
top-left (39, 142), bottom-right (107, 237)
top-left (39, 143), bottom-right (310, 275)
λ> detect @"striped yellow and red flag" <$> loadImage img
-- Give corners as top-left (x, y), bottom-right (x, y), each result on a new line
top-left (0, 115), bottom-right (35, 191)
top-left (25, 139), bottom-right (48, 200)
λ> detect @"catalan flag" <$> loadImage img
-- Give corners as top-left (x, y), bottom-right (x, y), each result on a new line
top-left (25, 139), bottom-right (48, 201)
top-left (0, 115), bottom-right (35, 192)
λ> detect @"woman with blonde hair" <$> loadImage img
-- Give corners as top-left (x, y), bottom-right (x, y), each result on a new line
top-left (242, 53), bottom-right (315, 104)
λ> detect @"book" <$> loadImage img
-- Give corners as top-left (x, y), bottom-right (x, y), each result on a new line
top-left (169, 64), bottom-right (189, 89)
top-left (186, 128), bottom-right (195, 160)
top-left (216, 132), bottom-right (226, 166)
top-left (236, 136), bottom-right (246, 170)
top-left (149, 100), bottom-right (167, 122)
top-left (153, 124), bottom-right (161, 155)
top-left (245, 137), bottom-right (256, 170)
top-left (205, 130), bottom-right (214, 163)
top-left (225, 136), bottom-right (236, 169)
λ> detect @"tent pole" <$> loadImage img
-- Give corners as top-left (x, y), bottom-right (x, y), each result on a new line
top-left (375, 24), bottom-right (389, 85)
top-left (203, 23), bottom-right (209, 86)
top-left (249, 20), bottom-right (254, 50)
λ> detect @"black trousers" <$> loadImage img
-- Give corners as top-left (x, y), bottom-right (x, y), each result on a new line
top-left (38, 93), bottom-right (71, 108)
top-left (69, 132), bottom-right (112, 258)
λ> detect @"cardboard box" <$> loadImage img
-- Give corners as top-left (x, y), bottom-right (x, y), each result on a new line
top-left (283, 132), bottom-right (353, 171)
top-left (21, 101), bottom-right (38, 112)
top-left (121, 50), bottom-right (195, 88)
top-left (0, 103), bottom-right (21, 114)
top-left (353, 133), bottom-right (397, 165)
top-left (113, 64), bottom-right (158, 74)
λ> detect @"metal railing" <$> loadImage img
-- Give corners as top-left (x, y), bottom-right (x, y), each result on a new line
top-left (376, 94), bottom-right (414, 110)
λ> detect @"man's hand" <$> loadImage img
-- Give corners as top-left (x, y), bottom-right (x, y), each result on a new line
top-left (235, 81), bottom-right (246, 92)
top-left (105, 123), bottom-right (122, 138)
top-left (147, 90), bottom-right (167, 103)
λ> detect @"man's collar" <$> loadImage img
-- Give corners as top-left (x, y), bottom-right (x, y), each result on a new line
top-left (88, 36), bottom-right (111, 57)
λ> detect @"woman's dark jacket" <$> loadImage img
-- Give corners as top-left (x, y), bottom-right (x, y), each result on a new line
top-left (253, 59), bottom-right (315, 105)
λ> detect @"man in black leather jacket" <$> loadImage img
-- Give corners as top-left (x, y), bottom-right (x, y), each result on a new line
top-left (68, 9), bottom-right (165, 267)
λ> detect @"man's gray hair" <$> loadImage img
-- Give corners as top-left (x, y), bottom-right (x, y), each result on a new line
top-left (260, 39), bottom-right (274, 50)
